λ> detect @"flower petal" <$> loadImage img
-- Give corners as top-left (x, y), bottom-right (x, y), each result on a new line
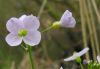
top-left (19, 15), bottom-right (27, 21)
top-left (64, 56), bottom-right (74, 61)
top-left (5, 33), bottom-right (22, 46)
top-left (23, 31), bottom-right (41, 46)
top-left (60, 66), bottom-right (63, 69)
top-left (78, 47), bottom-right (89, 56)
top-left (61, 10), bottom-right (72, 18)
top-left (20, 15), bottom-right (40, 31)
top-left (6, 17), bottom-right (23, 33)
top-left (60, 10), bottom-right (76, 28)
top-left (64, 47), bottom-right (89, 62)
top-left (97, 56), bottom-right (100, 64)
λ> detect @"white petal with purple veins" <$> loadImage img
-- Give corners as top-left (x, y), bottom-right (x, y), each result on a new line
top-left (22, 15), bottom-right (40, 31)
top-left (6, 18), bottom-right (23, 33)
top-left (23, 31), bottom-right (41, 46)
top-left (5, 33), bottom-right (23, 46)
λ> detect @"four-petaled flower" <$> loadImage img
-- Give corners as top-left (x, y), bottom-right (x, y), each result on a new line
top-left (5, 15), bottom-right (41, 46)
top-left (52, 10), bottom-right (76, 29)
top-left (64, 47), bottom-right (89, 61)
top-left (60, 10), bottom-right (76, 28)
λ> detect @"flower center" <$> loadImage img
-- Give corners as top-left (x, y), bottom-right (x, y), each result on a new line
top-left (18, 29), bottom-right (28, 37)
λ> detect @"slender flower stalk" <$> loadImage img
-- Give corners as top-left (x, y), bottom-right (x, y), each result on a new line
top-left (27, 45), bottom-right (35, 69)
top-left (38, 0), bottom-right (47, 17)
top-left (80, 63), bottom-right (84, 69)
top-left (41, 26), bottom-right (53, 33)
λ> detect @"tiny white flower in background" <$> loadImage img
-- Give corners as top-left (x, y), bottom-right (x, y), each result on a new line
top-left (60, 66), bottom-right (63, 69)
top-left (64, 47), bottom-right (89, 61)
top-left (6, 15), bottom-right (41, 46)
top-left (97, 56), bottom-right (100, 64)
top-left (60, 10), bottom-right (76, 28)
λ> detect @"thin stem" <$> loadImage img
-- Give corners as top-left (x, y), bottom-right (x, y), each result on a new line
top-left (41, 26), bottom-right (53, 33)
top-left (37, 0), bottom-right (50, 68)
top-left (41, 40), bottom-right (49, 60)
top-left (80, 63), bottom-right (84, 69)
top-left (83, 0), bottom-right (96, 60)
top-left (79, 0), bottom-right (90, 60)
top-left (38, 0), bottom-right (47, 17)
top-left (21, 44), bottom-right (28, 51)
top-left (41, 26), bottom-right (53, 59)
top-left (87, 0), bottom-right (100, 55)
top-left (91, 0), bottom-right (100, 24)
top-left (27, 46), bottom-right (35, 69)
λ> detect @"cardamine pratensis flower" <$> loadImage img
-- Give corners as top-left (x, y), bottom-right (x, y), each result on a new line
top-left (64, 47), bottom-right (89, 62)
top-left (5, 15), bottom-right (41, 46)
top-left (52, 10), bottom-right (76, 29)
top-left (97, 56), bottom-right (100, 64)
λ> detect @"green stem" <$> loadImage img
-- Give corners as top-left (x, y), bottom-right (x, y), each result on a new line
top-left (91, 0), bottom-right (100, 24)
top-left (80, 63), bottom-right (84, 69)
top-left (41, 26), bottom-right (53, 33)
top-left (79, 0), bottom-right (90, 60)
top-left (87, 0), bottom-right (100, 55)
top-left (38, 0), bottom-right (47, 17)
top-left (83, 0), bottom-right (96, 60)
top-left (27, 46), bottom-right (35, 69)
top-left (21, 44), bottom-right (28, 51)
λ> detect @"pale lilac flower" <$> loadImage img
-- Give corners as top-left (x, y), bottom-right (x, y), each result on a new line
top-left (60, 66), bottom-right (63, 69)
top-left (64, 47), bottom-right (89, 61)
top-left (97, 56), bottom-right (100, 64)
top-left (60, 10), bottom-right (76, 28)
top-left (6, 15), bottom-right (41, 46)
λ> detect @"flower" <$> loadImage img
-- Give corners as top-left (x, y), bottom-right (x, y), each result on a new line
top-left (64, 47), bottom-right (89, 61)
top-left (52, 10), bottom-right (76, 29)
top-left (97, 56), bottom-right (100, 64)
top-left (60, 10), bottom-right (76, 28)
top-left (60, 66), bottom-right (63, 69)
top-left (6, 15), bottom-right (41, 46)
